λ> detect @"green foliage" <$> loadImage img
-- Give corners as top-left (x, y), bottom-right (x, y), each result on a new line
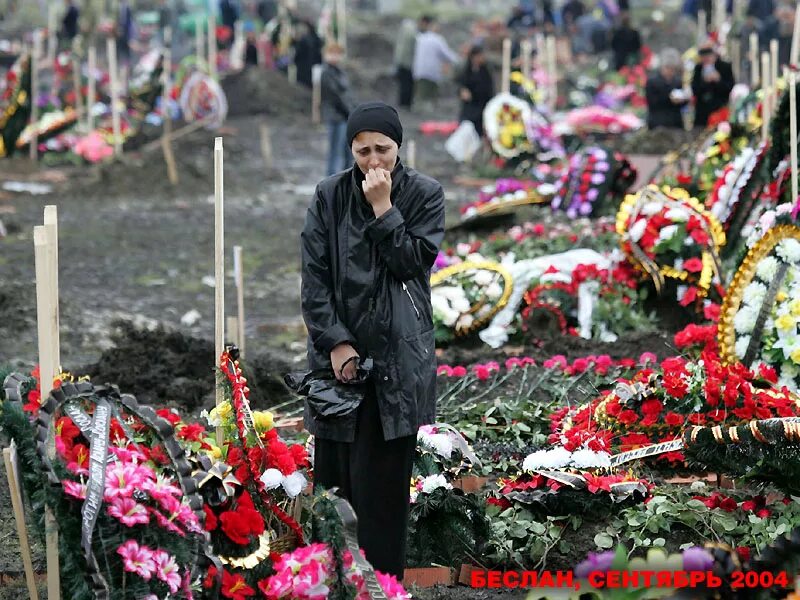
top-left (406, 487), bottom-right (490, 568)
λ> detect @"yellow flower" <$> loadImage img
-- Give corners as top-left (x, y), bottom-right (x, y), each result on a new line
top-left (776, 291), bottom-right (788, 303)
top-left (776, 314), bottom-right (796, 332)
top-left (791, 299), bottom-right (800, 316)
top-left (791, 348), bottom-right (800, 364)
top-left (253, 410), bottom-right (274, 432)
top-left (507, 122), bottom-right (525, 136)
top-left (500, 130), bottom-right (514, 148)
top-left (207, 444), bottom-right (222, 459)
top-left (210, 400), bottom-right (233, 423)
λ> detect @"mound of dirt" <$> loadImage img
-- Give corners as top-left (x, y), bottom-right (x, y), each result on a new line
top-left (614, 127), bottom-right (698, 156)
top-left (82, 320), bottom-right (296, 415)
top-left (222, 68), bottom-right (313, 118)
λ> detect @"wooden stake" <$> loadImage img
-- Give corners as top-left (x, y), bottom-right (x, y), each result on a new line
top-left (259, 121), bottom-right (273, 169)
top-left (501, 38), bottom-right (511, 94)
top-left (214, 137), bottom-right (225, 447)
top-left (546, 35), bottom-right (557, 110)
top-left (731, 38), bottom-right (741, 82)
top-left (762, 52), bottom-right (771, 141)
top-left (4, 442), bottom-right (39, 600)
top-left (749, 32), bottom-right (759, 88)
top-left (714, 0), bottom-right (725, 35)
top-left (106, 37), bottom-right (122, 156)
top-left (521, 39), bottom-right (532, 81)
top-left (33, 224), bottom-right (60, 600)
top-left (195, 17), bottom-right (204, 67)
top-left (43, 206), bottom-right (60, 366)
top-left (71, 54), bottom-right (83, 122)
top-left (790, 72), bottom-right (798, 205)
top-left (697, 9), bottom-right (707, 44)
top-left (47, 3), bottom-right (56, 67)
top-left (208, 14), bottom-right (218, 80)
top-left (87, 45), bottom-right (96, 130)
top-left (336, 0), bottom-right (347, 54)
top-left (231, 21), bottom-right (245, 70)
top-left (311, 64), bottom-right (322, 124)
top-left (30, 30), bottom-right (42, 161)
top-left (234, 245), bottom-right (245, 358)
top-left (162, 28), bottom-right (178, 185)
top-left (791, 4), bottom-right (800, 68)
top-left (407, 139), bottom-right (416, 169)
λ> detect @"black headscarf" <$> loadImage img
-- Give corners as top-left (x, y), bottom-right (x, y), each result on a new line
top-left (346, 102), bottom-right (403, 147)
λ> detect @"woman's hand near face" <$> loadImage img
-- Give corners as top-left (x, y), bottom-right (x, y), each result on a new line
top-left (362, 168), bottom-right (393, 217)
top-left (331, 343), bottom-right (360, 382)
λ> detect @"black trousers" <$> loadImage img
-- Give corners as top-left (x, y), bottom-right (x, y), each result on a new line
top-left (396, 66), bottom-right (414, 109)
top-left (313, 389), bottom-right (416, 579)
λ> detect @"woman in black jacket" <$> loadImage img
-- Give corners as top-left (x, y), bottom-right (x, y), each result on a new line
top-left (458, 46), bottom-right (494, 136)
top-left (301, 102), bottom-right (445, 578)
top-left (646, 48), bottom-right (689, 129)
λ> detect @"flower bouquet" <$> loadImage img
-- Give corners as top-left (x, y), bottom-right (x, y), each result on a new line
top-left (459, 177), bottom-right (555, 222)
top-left (559, 105), bottom-right (643, 136)
top-left (1, 371), bottom-right (209, 599)
top-left (616, 185), bottom-right (726, 306)
top-left (483, 92), bottom-right (535, 159)
top-left (551, 146), bottom-right (637, 219)
top-left (691, 121), bottom-right (750, 195)
top-left (720, 225), bottom-right (800, 391)
top-left (705, 142), bottom-right (768, 229)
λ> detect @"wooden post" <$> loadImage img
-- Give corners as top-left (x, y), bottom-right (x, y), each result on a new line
top-left (407, 139), bottom-right (416, 169)
top-left (731, 38), bottom-right (741, 82)
top-left (195, 17), bottom-right (204, 67)
top-left (312, 64), bottom-right (322, 124)
top-left (231, 20), bottom-right (245, 70)
top-left (521, 39), bottom-right (532, 80)
top-left (30, 30), bottom-right (42, 161)
top-left (234, 245), bottom-right (245, 358)
top-left (43, 206), bottom-right (60, 364)
top-left (713, 0), bottom-right (725, 35)
top-left (106, 37), bottom-right (122, 156)
top-left (791, 4), bottom-right (800, 68)
top-left (47, 3), bottom-right (57, 67)
top-left (214, 137), bottom-right (225, 447)
top-left (336, 0), bottom-right (347, 55)
top-left (34, 223), bottom-right (61, 600)
top-left (87, 45), bottom-right (96, 130)
top-left (161, 27), bottom-right (178, 185)
top-left (749, 32), bottom-right (759, 88)
top-left (546, 35), bottom-right (557, 110)
top-left (259, 121), bottom-right (273, 169)
top-left (762, 52), bottom-right (771, 141)
top-left (697, 9), bottom-right (707, 44)
top-left (71, 54), bottom-right (83, 122)
top-left (4, 442), bottom-right (39, 600)
top-left (501, 38), bottom-right (511, 94)
top-left (208, 14), bottom-right (218, 80)
top-left (790, 72), bottom-right (798, 205)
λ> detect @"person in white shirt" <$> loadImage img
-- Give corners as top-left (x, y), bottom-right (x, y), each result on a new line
top-left (412, 15), bottom-right (459, 110)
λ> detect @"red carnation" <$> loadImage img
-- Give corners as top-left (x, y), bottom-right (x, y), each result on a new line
top-left (664, 412), bottom-right (685, 427)
top-left (719, 497), bottom-right (738, 512)
top-left (203, 505), bottom-right (218, 531)
top-left (683, 257), bottom-right (703, 272)
top-left (156, 408), bottom-right (182, 426)
top-left (617, 409), bottom-right (639, 425)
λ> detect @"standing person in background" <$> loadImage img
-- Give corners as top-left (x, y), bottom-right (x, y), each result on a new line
top-left (244, 29), bottom-right (259, 66)
top-left (646, 47), bottom-right (689, 129)
top-left (412, 15), bottom-right (459, 111)
top-left (321, 42), bottom-right (356, 175)
top-left (747, 0), bottom-right (775, 22)
top-left (691, 40), bottom-right (735, 128)
top-left (457, 45), bottom-right (494, 136)
top-left (220, 0), bottom-right (239, 31)
top-left (116, 0), bottom-right (135, 66)
top-left (562, 0), bottom-right (586, 35)
top-left (760, 3), bottom-right (794, 69)
top-left (394, 18), bottom-right (417, 109)
top-left (293, 20), bottom-right (323, 88)
top-left (60, 0), bottom-right (79, 49)
top-left (610, 12), bottom-right (641, 70)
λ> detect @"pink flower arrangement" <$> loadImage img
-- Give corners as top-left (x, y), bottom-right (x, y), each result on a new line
top-left (73, 131), bottom-right (114, 163)
top-left (259, 543), bottom-right (410, 600)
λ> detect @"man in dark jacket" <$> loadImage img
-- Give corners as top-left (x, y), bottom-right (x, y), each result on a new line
top-left (61, 0), bottom-right (79, 44)
top-left (691, 42), bottom-right (735, 128)
top-left (759, 3), bottom-right (794, 69)
top-left (458, 46), bottom-right (494, 136)
top-left (320, 43), bottom-right (355, 175)
top-left (610, 12), bottom-right (641, 71)
top-left (301, 102), bottom-right (445, 579)
top-left (293, 20), bottom-right (323, 88)
top-left (646, 48), bottom-right (689, 129)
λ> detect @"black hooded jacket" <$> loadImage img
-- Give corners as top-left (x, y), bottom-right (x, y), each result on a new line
top-left (300, 161), bottom-right (445, 441)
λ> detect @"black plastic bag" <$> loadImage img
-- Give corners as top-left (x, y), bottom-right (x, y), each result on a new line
top-left (284, 358), bottom-right (373, 420)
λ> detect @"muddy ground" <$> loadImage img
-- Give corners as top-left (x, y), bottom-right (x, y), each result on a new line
top-left (0, 10), bottom-right (692, 598)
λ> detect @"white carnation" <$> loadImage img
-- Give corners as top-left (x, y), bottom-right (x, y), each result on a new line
top-left (473, 270), bottom-right (494, 286)
top-left (421, 474), bottom-right (452, 494)
top-left (420, 433), bottom-right (454, 459)
top-left (735, 335), bottom-right (751, 359)
top-left (733, 306), bottom-right (758, 334)
top-left (659, 224), bottom-right (679, 242)
top-left (665, 208), bottom-right (689, 222)
top-left (523, 447), bottom-right (571, 470)
top-left (570, 449), bottom-right (611, 469)
top-left (777, 239), bottom-right (800, 263)
top-left (260, 468), bottom-right (284, 490)
top-left (282, 471), bottom-right (307, 498)
top-left (629, 219), bottom-right (647, 243)
top-left (641, 201), bottom-right (663, 216)
top-left (486, 282), bottom-right (503, 300)
top-left (743, 281), bottom-right (767, 308)
top-left (756, 256), bottom-right (780, 282)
